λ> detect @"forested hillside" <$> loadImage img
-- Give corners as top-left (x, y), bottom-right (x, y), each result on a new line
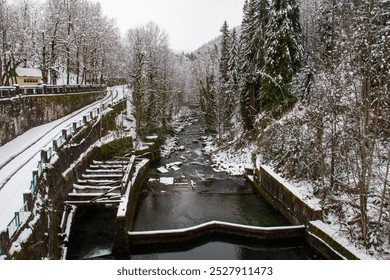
top-left (191, 0), bottom-right (389, 255)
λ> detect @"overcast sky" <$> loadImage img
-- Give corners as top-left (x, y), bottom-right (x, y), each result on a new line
top-left (96, 0), bottom-right (246, 52)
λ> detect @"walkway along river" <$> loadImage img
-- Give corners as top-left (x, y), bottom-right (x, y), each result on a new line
top-left (66, 120), bottom-right (322, 259)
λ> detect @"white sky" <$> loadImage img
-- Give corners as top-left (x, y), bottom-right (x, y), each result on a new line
top-left (95, 0), bottom-right (246, 52)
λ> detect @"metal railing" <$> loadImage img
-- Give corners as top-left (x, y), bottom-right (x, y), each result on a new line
top-left (7, 202), bottom-right (29, 239)
top-left (30, 172), bottom-right (39, 196)
top-left (0, 84), bottom-right (105, 99)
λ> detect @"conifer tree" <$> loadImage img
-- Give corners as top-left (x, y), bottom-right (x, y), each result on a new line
top-left (239, 0), bottom-right (270, 130)
top-left (218, 21), bottom-right (233, 134)
top-left (260, 0), bottom-right (303, 111)
top-left (227, 28), bottom-right (240, 103)
top-left (199, 74), bottom-right (217, 134)
top-left (219, 21), bottom-right (230, 87)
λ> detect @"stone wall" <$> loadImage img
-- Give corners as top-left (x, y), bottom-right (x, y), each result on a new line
top-left (0, 92), bottom-right (104, 146)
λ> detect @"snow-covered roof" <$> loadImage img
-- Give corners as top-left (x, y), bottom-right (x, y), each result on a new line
top-left (15, 68), bottom-right (42, 78)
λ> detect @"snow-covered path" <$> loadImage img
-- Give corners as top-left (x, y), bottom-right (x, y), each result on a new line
top-left (0, 86), bottom-right (129, 230)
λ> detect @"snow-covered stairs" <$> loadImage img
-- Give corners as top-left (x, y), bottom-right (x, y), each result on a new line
top-left (65, 158), bottom-right (131, 205)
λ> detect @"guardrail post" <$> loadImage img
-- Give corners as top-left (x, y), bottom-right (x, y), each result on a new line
top-left (73, 122), bottom-right (77, 132)
top-left (83, 115), bottom-right (87, 125)
top-left (90, 111), bottom-right (94, 120)
top-left (23, 191), bottom-right (33, 212)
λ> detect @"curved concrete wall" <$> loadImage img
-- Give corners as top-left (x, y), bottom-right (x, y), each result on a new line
top-left (127, 221), bottom-right (306, 246)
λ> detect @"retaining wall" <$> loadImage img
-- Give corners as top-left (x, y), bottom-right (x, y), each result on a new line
top-left (113, 158), bottom-right (150, 255)
top-left (246, 166), bottom-right (368, 260)
top-left (246, 166), bottom-right (323, 225)
top-left (307, 221), bottom-right (363, 260)
top-left (0, 91), bottom-right (105, 146)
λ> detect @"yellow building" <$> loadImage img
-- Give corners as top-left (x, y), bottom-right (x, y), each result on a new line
top-left (11, 68), bottom-right (42, 86)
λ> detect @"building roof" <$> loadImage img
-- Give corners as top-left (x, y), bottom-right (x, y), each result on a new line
top-left (15, 68), bottom-right (42, 78)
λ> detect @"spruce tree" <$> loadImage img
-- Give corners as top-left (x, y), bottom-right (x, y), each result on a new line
top-left (260, 0), bottom-right (304, 112)
top-left (227, 28), bottom-right (240, 102)
top-left (219, 21), bottom-right (233, 133)
top-left (199, 74), bottom-right (217, 134)
top-left (219, 21), bottom-right (230, 86)
top-left (239, 0), bottom-right (270, 130)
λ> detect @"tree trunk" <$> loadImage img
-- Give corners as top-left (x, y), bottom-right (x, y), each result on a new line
top-left (378, 150), bottom-right (390, 224)
top-left (76, 46), bottom-right (80, 84)
top-left (0, 54), bottom-right (2, 86)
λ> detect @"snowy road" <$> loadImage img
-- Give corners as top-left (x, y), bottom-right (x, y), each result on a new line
top-left (0, 86), bottom-right (129, 230)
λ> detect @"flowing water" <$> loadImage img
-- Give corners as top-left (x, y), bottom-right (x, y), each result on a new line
top-left (66, 120), bottom-right (322, 260)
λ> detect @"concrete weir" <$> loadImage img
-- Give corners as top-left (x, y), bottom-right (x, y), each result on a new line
top-left (127, 221), bottom-right (306, 247)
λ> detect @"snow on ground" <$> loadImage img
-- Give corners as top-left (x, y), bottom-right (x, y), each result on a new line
top-left (0, 86), bottom-right (131, 231)
top-left (310, 220), bottom-right (376, 260)
top-left (160, 135), bottom-right (179, 158)
top-left (261, 165), bottom-right (322, 211)
top-left (202, 137), bottom-right (255, 176)
top-left (160, 108), bottom-right (195, 158)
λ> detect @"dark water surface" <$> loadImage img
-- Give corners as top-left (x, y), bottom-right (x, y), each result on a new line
top-left (67, 121), bottom-right (322, 260)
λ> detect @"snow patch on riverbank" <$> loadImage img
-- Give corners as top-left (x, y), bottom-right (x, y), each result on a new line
top-left (202, 137), bottom-right (255, 176)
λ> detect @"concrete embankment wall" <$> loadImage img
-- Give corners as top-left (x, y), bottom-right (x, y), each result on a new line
top-left (113, 159), bottom-right (150, 254)
top-left (110, 136), bottom-right (162, 255)
top-left (246, 166), bottom-right (365, 260)
top-left (0, 92), bottom-right (104, 146)
top-left (307, 221), bottom-right (364, 260)
top-left (247, 166), bottom-right (322, 225)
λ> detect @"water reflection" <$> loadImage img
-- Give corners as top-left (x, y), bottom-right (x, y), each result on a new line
top-left (133, 193), bottom-right (290, 231)
top-left (129, 240), bottom-right (320, 260)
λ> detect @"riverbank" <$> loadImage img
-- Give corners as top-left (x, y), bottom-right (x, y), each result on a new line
top-left (202, 130), bottom-right (384, 259)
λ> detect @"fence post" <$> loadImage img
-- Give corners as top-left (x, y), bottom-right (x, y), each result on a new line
top-left (32, 170), bottom-right (39, 195)
top-left (52, 139), bottom-right (58, 152)
top-left (41, 149), bottom-right (48, 164)
top-left (0, 229), bottom-right (10, 258)
top-left (23, 191), bottom-right (33, 212)
top-left (62, 129), bottom-right (68, 142)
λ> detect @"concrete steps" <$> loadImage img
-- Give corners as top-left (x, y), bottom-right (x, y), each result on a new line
top-left (65, 158), bottom-right (134, 206)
